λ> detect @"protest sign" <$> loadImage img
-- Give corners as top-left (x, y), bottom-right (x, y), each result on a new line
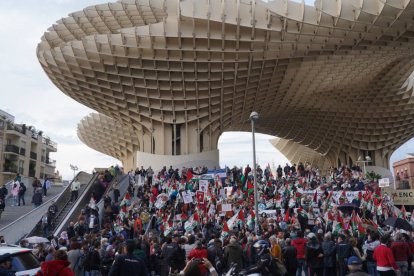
top-left (199, 180), bottom-right (209, 192)
top-left (196, 191), bottom-right (205, 204)
top-left (222, 204), bottom-right (232, 212)
top-left (378, 178), bottom-right (390, 187)
top-left (181, 191), bottom-right (193, 204)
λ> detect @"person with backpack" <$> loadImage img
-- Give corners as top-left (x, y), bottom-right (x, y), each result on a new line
top-left (17, 181), bottom-right (26, 206)
top-left (83, 241), bottom-right (101, 276)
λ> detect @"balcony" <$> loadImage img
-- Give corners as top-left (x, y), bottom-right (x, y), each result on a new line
top-left (19, 148), bottom-right (26, 156)
top-left (6, 123), bottom-right (26, 136)
top-left (30, 151), bottom-right (37, 160)
top-left (45, 158), bottom-right (56, 167)
top-left (3, 160), bottom-right (18, 173)
top-left (4, 144), bottom-right (19, 155)
top-left (42, 137), bottom-right (57, 151)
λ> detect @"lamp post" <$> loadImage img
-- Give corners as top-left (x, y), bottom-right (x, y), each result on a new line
top-left (70, 164), bottom-right (78, 179)
top-left (249, 111), bottom-right (260, 234)
top-left (357, 156), bottom-right (371, 176)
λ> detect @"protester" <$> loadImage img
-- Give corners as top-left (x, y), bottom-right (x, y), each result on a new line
top-left (17, 162), bottom-right (412, 276)
top-left (36, 249), bottom-right (74, 276)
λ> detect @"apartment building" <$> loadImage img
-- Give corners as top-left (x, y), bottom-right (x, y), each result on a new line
top-left (0, 109), bottom-right (57, 184)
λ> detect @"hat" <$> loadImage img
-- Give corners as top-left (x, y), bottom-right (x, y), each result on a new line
top-left (0, 253), bottom-right (12, 263)
top-left (307, 233), bottom-right (317, 240)
top-left (347, 256), bottom-right (362, 265)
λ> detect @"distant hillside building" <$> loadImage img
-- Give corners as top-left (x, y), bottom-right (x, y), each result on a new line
top-left (0, 110), bottom-right (57, 184)
top-left (392, 154), bottom-right (414, 189)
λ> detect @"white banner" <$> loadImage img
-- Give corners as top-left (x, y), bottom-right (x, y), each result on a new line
top-left (379, 178), bottom-right (390, 187)
top-left (302, 190), bottom-right (361, 203)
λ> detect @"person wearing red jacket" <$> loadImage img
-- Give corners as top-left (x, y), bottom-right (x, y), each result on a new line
top-left (188, 240), bottom-right (209, 276)
top-left (291, 231), bottom-right (308, 276)
top-left (373, 235), bottom-right (399, 276)
top-left (36, 249), bottom-right (74, 276)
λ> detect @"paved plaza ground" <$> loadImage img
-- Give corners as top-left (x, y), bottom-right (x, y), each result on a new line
top-left (0, 185), bottom-right (65, 229)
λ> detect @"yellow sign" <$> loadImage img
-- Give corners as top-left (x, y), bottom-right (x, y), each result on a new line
top-left (384, 188), bottom-right (414, 205)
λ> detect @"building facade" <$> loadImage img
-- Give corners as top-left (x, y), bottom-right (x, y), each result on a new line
top-left (392, 154), bottom-right (414, 189)
top-left (0, 110), bottom-right (57, 184)
top-left (37, 0), bottom-right (414, 170)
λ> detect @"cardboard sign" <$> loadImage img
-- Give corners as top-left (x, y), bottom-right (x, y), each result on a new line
top-left (222, 203), bottom-right (232, 212)
top-left (196, 191), bottom-right (205, 204)
top-left (379, 178), bottom-right (390, 187)
top-left (199, 180), bottom-right (209, 192)
top-left (181, 191), bottom-right (193, 204)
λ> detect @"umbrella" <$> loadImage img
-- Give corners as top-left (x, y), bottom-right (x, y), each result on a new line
top-left (337, 203), bottom-right (360, 213)
top-left (25, 236), bottom-right (49, 244)
top-left (383, 217), bottom-right (412, 231)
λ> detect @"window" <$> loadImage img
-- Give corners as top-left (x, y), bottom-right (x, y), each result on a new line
top-left (18, 160), bottom-right (24, 175)
top-left (199, 131), bottom-right (204, 152)
top-left (171, 124), bottom-right (181, 155)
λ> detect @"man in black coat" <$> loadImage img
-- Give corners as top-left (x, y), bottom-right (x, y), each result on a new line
top-left (109, 240), bottom-right (149, 276)
top-left (160, 235), bottom-right (180, 276)
top-left (282, 238), bottom-right (297, 276)
top-left (207, 239), bottom-right (224, 274)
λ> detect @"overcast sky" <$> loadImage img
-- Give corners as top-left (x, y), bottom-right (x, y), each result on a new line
top-left (0, 0), bottom-right (412, 180)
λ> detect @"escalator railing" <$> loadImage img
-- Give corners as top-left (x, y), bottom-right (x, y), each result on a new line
top-left (26, 172), bottom-right (95, 238)
top-left (53, 173), bottom-right (125, 237)
top-left (53, 173), bottom-right (100, 237)
top-left (96, 174), bottom-right (129, 224)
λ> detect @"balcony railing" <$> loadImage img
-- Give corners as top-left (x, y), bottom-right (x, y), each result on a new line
top-left (45, 158), bottom-right (56, 167)
top-left (19, 148), bottom-right (26, 156)
top-left (3, 166), bottom-right (17, 173)
top-left (4, 145), bottom-right (19, 154)
top-left (6, 123), bottom-right (26, 135)
top-left (30, 152), bottom-right (37, 160)
top-left (42, 137), bottom-right (57, 150)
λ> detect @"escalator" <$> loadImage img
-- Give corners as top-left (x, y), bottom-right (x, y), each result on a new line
top-left (53, 173), bottom-right (126, 237)
top-left (26, 172), bottom-right (97, 238)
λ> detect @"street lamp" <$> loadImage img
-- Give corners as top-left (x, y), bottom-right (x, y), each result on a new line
top-left (249, 111), bottom-right (260, 234)
top-left (357, 155), bottom-right (371, 176)
top-left (70, 164), bottom-right (78, 179)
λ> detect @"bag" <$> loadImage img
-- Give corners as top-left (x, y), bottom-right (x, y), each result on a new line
top-left (81, 249), bottom-right (92, 269)
top-left (73, 250), bottom-right (83, 271)
top-left (269, 257), bottom-right (287, 276)
top-left (19, 183), bottom-right (26, 193)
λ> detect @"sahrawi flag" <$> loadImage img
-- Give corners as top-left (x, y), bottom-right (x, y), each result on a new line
top-left (350, 210), bottom-right (366, 237)
top-left (333, 212), bottom-right (344, 234)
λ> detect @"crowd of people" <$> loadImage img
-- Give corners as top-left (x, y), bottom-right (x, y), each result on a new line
top-left (5, 162), bottom-right (414, 276)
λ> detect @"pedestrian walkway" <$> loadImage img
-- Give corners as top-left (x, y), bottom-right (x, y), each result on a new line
top-left (0, 185), bottom-right (65, 229)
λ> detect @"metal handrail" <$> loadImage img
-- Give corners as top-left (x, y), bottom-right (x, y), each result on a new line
top-left (23, 172), bottom-right (92, 239)
top-left (96, 174), bottom-right (128, 223)
top-left (53, 173), bottom-right (99, 236)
